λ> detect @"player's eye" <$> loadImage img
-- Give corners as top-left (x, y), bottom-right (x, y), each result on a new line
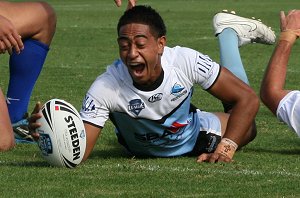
top-left (136, 42), bottom-right (145, 49)
top-left (118, 42), bottom-right (129, 51)
top-left (119, 45), bottom-right (129, 51)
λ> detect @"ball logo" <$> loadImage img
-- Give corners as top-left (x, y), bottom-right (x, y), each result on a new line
top-left (38, 133), bottom-right (53, 156)
top-left (64, 115), bottom-right (81, 161)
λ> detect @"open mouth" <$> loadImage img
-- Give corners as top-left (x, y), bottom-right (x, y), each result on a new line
top-left (129, 63), bottom-right (145, 76)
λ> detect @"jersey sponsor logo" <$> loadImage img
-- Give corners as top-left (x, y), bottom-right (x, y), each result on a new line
top-left (170, 82), bottom-right (187, 101)
top-left (81, 95), bottom-right (101, 118)
top-left (171, 83), bottom-right (184, 95)
top-left (82, 95), bottom-right (96, 112)
top-left (148, 93), bottom-right (163, 103)
top-left (128, 99), bottom-right (145, 116)
top-left (134, 128), bottom-right (185, 145)
top-left (167, 121), bottom-right (188, 133)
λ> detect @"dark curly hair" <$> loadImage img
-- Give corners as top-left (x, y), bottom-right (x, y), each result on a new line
top-left (117, 5), bottom-right (167, 38)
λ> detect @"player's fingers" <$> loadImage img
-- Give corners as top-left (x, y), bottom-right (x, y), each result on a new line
top-left (114, 0), bottom-right (122, 7)
top-left (11, 33), bottom-right (23, 52)
top-left (7, 34), bottom-right (20, 54)
top-left (32, 102), bottom-right (43, 114)
top-left (217, 155), bottom-right (233, 163)
top-left (30, 131), bottom-right (40, 141)
top-left (127, 0), bottom-right (136, 9)
top-left (29, 122), bottom-right (42, 132)
top-left (288, 9), bottom-right (296, 15)
top-left (0, 41), bottom-right (6, 54)
top-left (1, 37), bottom-right (13, 54)
top-left (280, 11), bottom-right (287, 31)
top-left (208, 153), bottom-right (219, 163)
top-left (196, 153), bottom-right (210, 163)
top-left (28, 110), bottom-right (42, 133)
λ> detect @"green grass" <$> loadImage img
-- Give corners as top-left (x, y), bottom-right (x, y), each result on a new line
top-left (0, 0), bottom-right (300, 197)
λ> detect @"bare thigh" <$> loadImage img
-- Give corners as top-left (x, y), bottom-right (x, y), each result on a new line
top-left (0, 1), bottom-right (56, 44)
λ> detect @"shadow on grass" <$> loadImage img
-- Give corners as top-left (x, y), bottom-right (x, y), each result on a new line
top-left (0, 160), bottom-right (51, 167)
top-left (244, 147), bottom-right (300, 155)
top-left (88, 147), bottom-right (161, 160)
top-left (89, 147), bottom-right (131, 159)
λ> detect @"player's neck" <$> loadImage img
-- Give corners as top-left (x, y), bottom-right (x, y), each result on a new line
top-left (133, 69), bottom-right (164, 91)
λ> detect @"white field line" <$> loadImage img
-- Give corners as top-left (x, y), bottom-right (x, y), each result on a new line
top-left (115, 163), bottom-right (300, 177)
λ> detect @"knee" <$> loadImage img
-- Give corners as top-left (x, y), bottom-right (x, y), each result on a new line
top-left (37, 2), bottom-right (57, 44)
top-left (42, 2), bottom-right (57, 29)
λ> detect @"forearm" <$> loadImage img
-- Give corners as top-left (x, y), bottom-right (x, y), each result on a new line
top-left (214, 93), bottom-right (259, 159)
top-left (260, 31), bottom-right (296, 114)
top-left (222, 92), bottom-right (259, 146)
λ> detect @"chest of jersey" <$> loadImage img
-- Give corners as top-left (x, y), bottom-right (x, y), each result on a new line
top-left (115, 67), bottom-right (193, 121)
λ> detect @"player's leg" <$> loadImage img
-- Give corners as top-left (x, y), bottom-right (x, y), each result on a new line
top-left (0, 88), bottom-right (15, 151)
top-left (212, 10), bottom-right (276, 143)
top-left (213, 10), bottom-right (276, 85)
top-left (0, 2), bottom-right (56, 142)
top-left (0, 1), bottom-right (56, 45)
top-left (217, 28), bottom-right (249, 84)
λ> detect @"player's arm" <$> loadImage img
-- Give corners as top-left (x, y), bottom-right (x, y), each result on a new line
top-left (0, 89), bottom-right (15, 151)
top-left (82, 123), bottom-right (102, 161)
top-left (260, 10), bottom-right (300, 115)
top-left (199, 67), bottom-right (259, 162)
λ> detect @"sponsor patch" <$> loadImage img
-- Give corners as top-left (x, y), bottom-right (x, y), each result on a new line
top-left (128, 99), bottom-right (145, 116)
top-left (148, 93), bottom-right (163, 103)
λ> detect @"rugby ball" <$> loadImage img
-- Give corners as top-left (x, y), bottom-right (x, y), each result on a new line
top-left (37, 99), bottom-right (86, 168)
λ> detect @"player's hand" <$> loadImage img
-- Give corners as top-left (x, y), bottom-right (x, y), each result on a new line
top-left (197, 138), bottom-right (237, 163)
top-left (28, 102), bottom-right (43, 140)
top-left (0, 15), bottom-right (24, 55)
top-left (197, 152), bottom-right (233, 163)
top-left (280, 10), bottom-right (300, 35)
top-left (114, 0), bottom-right (136, 10)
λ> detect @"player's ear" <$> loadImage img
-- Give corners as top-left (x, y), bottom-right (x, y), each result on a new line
top-left (157, 36), bottom-right (166, 55)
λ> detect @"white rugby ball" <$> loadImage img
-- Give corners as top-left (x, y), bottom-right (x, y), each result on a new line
top-left (37, 99), bottom-right (86, 168)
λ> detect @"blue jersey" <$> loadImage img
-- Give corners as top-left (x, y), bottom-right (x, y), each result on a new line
top-left (80, 46), bottom-right (221, 157)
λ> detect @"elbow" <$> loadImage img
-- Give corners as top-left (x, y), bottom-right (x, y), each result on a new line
top-left (260, 84), bottom-right (282, 115)
top-left (259, 84), bottom-right (270, 106)
top-left (247, 90), bottom-right (260, 114)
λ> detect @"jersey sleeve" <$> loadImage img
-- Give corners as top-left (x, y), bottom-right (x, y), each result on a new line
top-left (276, 90), bottom-right (300, 137)
top-left (170, 46), bottom-right (220, 90)
top-left (80, 73), bottom-right (118, 128)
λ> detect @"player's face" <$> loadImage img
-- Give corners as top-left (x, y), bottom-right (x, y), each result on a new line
top-left (117, 23), bottom-right (166, 86)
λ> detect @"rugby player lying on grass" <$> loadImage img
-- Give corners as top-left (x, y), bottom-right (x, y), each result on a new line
top-left (28, 5), bottom-right (275, 163)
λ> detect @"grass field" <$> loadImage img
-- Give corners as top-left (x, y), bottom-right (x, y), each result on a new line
top-left (0, 0), bottom-right (300, 197)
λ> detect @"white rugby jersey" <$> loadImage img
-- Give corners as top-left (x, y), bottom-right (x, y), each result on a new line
top-left (80, 46), bottom-right (221, 157)
top-left (277, 90), bottom-right (300, 137)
